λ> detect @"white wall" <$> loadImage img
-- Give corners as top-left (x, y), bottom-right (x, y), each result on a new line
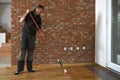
top-left (0, 3), bottom-right (11, 32)
top-left (95, 0), bottom-right (108, 67)
top-left (0, 0), bottom-right (11, 3)
top-left (0, 33), bottom-right (6, 47)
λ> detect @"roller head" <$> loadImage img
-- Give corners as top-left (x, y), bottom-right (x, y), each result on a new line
top-left (64, 69), bottom-right (68, 75)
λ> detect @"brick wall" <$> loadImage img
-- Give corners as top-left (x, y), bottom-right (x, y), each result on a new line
top-left (11, 0), bottom-right (95, 65)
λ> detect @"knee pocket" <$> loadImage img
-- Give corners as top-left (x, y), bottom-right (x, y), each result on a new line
top-left (29, 35), bottom-right (36, 43)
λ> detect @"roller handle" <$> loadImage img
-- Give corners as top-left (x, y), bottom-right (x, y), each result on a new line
top-left (57, 59), bottom-right (63, 67)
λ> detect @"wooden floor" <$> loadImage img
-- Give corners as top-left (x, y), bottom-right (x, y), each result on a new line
top-left (0, 64), bottom-right (119, 80)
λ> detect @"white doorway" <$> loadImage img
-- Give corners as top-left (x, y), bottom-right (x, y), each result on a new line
top-left (0, 1), bottom-right (11, 67)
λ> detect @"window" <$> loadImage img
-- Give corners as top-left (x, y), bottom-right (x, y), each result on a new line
top-left (111, 0), bottom-right (120, 65)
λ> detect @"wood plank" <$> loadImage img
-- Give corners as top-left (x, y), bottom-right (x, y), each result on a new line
top-left (0, 64), bottom-right (102, 80)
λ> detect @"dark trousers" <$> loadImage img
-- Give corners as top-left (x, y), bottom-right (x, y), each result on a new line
top-left (18, 32), bottom-right (36, 61)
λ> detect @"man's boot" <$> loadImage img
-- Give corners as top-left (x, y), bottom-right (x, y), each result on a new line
top-left (27, 60), bottom-right (35, 72)
top-left (14, 61), bottom-right (24, 75)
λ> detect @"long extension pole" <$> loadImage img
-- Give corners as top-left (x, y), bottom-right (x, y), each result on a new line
top-left (29, 13), bottom-right (59, 62)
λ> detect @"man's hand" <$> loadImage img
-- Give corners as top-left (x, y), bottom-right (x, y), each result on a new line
top-left (26, 9), bottom-right (30, 14)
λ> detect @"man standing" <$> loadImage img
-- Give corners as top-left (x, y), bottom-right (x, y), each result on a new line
top-left (15, 4), bottom-right (44, 75)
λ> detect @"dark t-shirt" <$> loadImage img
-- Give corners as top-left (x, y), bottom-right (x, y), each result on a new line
top-left (22, 10), bottom-right (42, 35)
